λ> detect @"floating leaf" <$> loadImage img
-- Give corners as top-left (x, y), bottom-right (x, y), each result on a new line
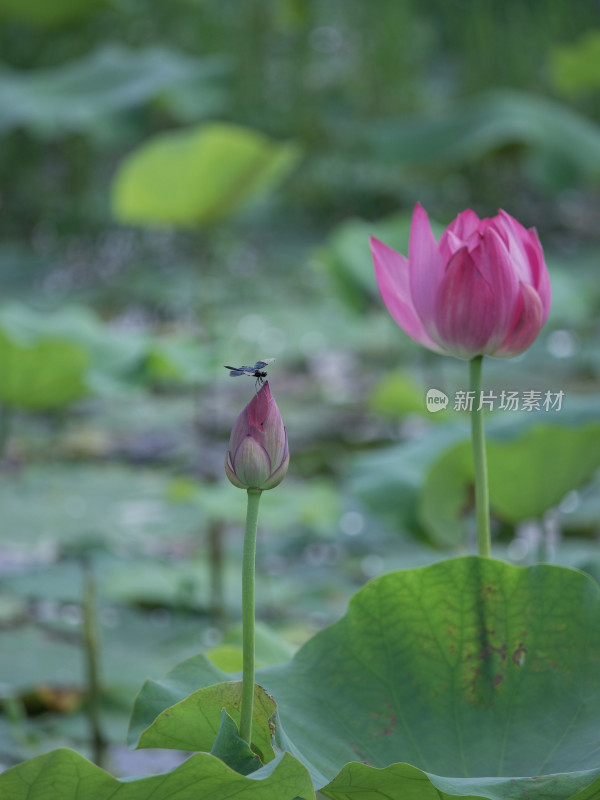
top-left (0, 45), bottom-right (226, 137)
top-left (0, 329), bottom-right (88, 411)
top-left (419, 422), bottom-right (600, 547)
top-left (366, 89), bottom-right (600, 181)
top-left (111, 122), bottom-right (301, 227)
top-left (129, 557), bottom-right (600, 799)
top-left (134, 681), bottom-right (277, 764)
top-left (0, 747), bottom-right (316, 800)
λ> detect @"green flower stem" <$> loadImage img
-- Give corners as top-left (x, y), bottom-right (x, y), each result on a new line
top-left (239, 488), bottom-right (262, 746)
top-left (82, 557), bottom-right (106, 767)
top-left (0, 403), bottom-right (12, 462)
top-left (469, 355), bottom-right (491, 558)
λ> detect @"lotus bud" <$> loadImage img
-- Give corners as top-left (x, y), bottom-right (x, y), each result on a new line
top-left (225, 381), bottom-right (289, 491)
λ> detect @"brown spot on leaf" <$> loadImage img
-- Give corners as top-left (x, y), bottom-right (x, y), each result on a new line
top-left (513, 645), bottom-right (528, 667)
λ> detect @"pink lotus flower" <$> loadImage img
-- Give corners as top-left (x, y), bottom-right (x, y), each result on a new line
top-left (370, 203), bottom-right (551, 359)
top-left (225, 381), bottom-right (289, 491)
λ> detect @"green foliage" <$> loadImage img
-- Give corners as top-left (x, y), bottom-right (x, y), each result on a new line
top-left (0, 303), bottom-right (210, 399)
top-left (0, 0), bottom-right (102, 26)
top-left (366, 90), bottom-right (600, 187)
top-left (488, 423), bottom-right (600, 521)
top-left (350, 423), bottom-right (468, 535)
top-left (0, 46), bottom-right (225, 138)
top-left (210, 710), bottom-right (262, 776)
top-left (550, 30), bottom-right (600, 96)
top-left (368, 371), bottom-right (429, 419)
top-left (0, 311), bottom-right (89, 411)
top-left (419, 422), bottom-right (600, 547)
top-left (128, 558), bottom-right (600, 798)
top-left (207, 622), bottom-right (295, 672)
top-left (0, 747), bottom-right (316, 799)
top-left (135, 681), bottom-right (276, 763)
top-left (352, 406), bottom-right (600, 546)
top-left (111, 123), bottom-right (301, 227)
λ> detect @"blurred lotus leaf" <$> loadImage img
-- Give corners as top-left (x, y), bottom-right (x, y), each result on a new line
top-left (352, 401), bottom-right (600, 547)
top-left (0, 45), bottom-right (227, 138)
top-left (420, 421), bottom-right (600, 547)
top-left (0, 0), bottom-right (103, 26)
top-left (111, 122), bottom-right (301, 227)
top-left (359, 90), bottom-right (600, 188)
top-left (0, 303), bottom-right (210, 397)
top-left (550, 30), bottom-right (600, 96)
top-left (0, 311), bottom-right (89, 411)
top-left (368, 371), bottom-right (430, 419)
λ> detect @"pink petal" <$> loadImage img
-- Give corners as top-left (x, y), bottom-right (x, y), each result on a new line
top-left (228, 407), bottom-right (251, 452)
top-left (248, 382), bottom-right (271, 429)
top-left (439, 208), bottom-right (481, 261)
top-left (474, 226), bottom-right (520, 350)
top-left (263, 405), bottom-right (287, 470)
top-left (233, 436), bottom-right (271, 488)
top-left (494, 210), bottom-right (537, 283)
top-left (495, 282), bottom-right (545, 357)
top-left (434, 246), bottom-right (497, 359)
top-left (370, 235), bottom-right (442, 353)
top-left (495, 211), bottom-right (551, 323)
top-left (262, 447), bottom-right (290, 490)
top-left (408, 203), bottom-right (446, 341)
top-left (523, 227), bottom-right (551, 321)
top-left (446, 208), bottom-right (482, 240)
top-left (225, 452), bottom-right (247, 489)
top-left (438, 230), bottom-right (464, 262)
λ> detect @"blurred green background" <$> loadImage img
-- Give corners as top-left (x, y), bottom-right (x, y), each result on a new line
top-left (0, 0), bottom-right (599, 778)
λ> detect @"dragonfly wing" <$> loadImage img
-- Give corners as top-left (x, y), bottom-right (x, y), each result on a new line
top-left (253, 359), bottom-right (275, 369)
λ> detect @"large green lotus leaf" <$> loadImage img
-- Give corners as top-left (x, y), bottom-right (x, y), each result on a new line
top-left (0, 747), bottom-right (316, 800)
top-left (419, 423), bottom-right (600, 546)
top-left (0, 329), bottom-right (88, 410)
top-left (129, 558), bottom-right (600, 799)
top-left (134, 681), bottom-right (277, 764)
top-left (111, 122), bottom-right (300, 227)
top-left (0, 45), bottom-right (225, 136)
top-left (366, 89), bottom-right (600, 181)
top-left (322, 761), bottom-right (600, 800)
